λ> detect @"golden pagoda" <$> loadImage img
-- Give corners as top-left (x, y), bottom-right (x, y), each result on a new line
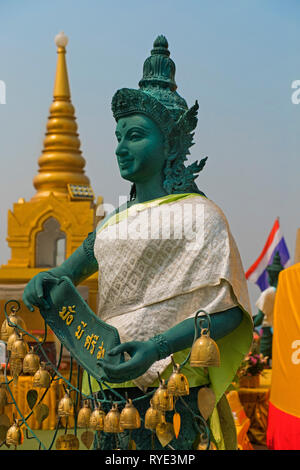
top-left (0, 32), bottom-right (101, 344)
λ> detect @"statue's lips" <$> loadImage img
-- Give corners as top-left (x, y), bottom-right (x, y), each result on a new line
top-left (119, 158), bottom-right (134, 169)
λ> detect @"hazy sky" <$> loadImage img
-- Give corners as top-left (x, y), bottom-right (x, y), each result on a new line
top-left (0, 0), bottom-right (299, 311)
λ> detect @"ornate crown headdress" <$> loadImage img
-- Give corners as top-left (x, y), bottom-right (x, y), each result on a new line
top-left (111, 35), bottom-right (207, 195)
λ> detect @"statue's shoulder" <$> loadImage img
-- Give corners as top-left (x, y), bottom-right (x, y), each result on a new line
top-left (183, 194), bottom-right (229, 225)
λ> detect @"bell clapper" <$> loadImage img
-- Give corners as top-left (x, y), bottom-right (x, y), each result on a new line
top-left (115, 433), bottom-right (120, 450)
top-left (151, 430), bottom-right (155, 450)
top-left (128, 429), bottom-right (132, 450)
top-left (173, 395), bottom-right (178, 411)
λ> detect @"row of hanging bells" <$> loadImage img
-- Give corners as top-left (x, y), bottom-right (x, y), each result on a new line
top-left (57, 309), bottom-right (221, 449)
top-left (1, 306), bottom-right (221, 450)
top-left (0, 304), bottom-right (52, 387)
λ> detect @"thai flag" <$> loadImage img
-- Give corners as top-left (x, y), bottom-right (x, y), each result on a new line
top-left (245, 218), bottom-right (290, 291)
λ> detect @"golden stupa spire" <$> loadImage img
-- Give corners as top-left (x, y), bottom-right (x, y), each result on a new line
top-left (32, 32), bottom-right (90, 200)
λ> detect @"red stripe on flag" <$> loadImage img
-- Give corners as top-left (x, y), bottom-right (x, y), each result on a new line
top-left (245, 219), bottom-right (279, 279)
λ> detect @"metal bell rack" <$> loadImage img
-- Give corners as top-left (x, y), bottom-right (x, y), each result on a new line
top-left (0, 300), bottom-right (212, 450)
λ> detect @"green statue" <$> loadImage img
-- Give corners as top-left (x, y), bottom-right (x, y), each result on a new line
top-left (253, 251), bottom-right (284, 361)
top-left (23, 35), bottom-right (253, 450)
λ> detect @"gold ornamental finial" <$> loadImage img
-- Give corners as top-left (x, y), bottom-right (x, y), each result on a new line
top-left (55, 31), bottom-right (69, 48)
top-left (53, 32), bottom-right (70, 99)
top-left (31, 32), bottom-right (91, 200)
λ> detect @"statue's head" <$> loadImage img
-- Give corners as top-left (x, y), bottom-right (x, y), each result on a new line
top-left (115, 113), bottom-right (166, 185)
top-left (111, 35), bottom-right (207, 199)
top-left (266, 251), bottom-right (284, 287)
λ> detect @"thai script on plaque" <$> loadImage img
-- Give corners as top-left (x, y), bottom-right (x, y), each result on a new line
top-left (58, 305), bottom-right (106, 359)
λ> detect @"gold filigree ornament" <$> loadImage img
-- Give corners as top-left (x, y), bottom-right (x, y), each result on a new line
top-left (152, 379), bottom-right (173, 412)
top-left (23, 347), bottom-right (40, 375)
top-left (103, 403), bottom-right (121, 433)
top-left (77, 400), bottom-right (92, 428)
top-left (6, 420), bottom-right (23, 448)
top-left (167, 360), bottom-right (189, 397)
top-left (32, 362), bottom-right (51, 388)
top-left (89, 403), bottom-right (106, 431)
top-left (119, 399), bottom-right (141, 430)
top-left (190, 311), bottom-right (220, 368)
top-left (57, 391), bottom-right (74, 418)
top-left (1, 306), bottom-right (26, 342)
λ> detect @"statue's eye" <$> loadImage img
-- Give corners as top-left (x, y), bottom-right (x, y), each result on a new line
top-left (129, 132), bottom-right (143, 141)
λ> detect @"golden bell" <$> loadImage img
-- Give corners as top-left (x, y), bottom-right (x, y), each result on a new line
top-left (6, 421), bottom-right (22, 447)
top-left (58, 391), bottom-right (74, 417)
top-left (56, 434), bottom-right (79, 451)
top-left (10, 358), bottom-right (23, 378)
top-left (10, 334), bottom-right (28, 360)
top-left (119, 399), bottom-right (141, 430)
top-left (152, 379), bottom-right (173, 412)
top-left (89, 404), bottom-right (106, 431)
top-left (190, 328), bottom-right (220, 368)
top-left (33, 362), bottom-right (51, 388)
top-left (23, 347), bottom-right (40, 375)
top-left (1, 310), bottom-right (26, 342)
top-left (0, 385), bottom-right (8, 407)
top-left (77, 400), bottom-right (92, 428)
top-left (144, 399), bottom-right (162, 430)
top-left (103, 403), bottom-right (121, 433)
top-left (167, 363), bottom-right (189, 396)
top-left (7, 329), bottom-right (21, 352)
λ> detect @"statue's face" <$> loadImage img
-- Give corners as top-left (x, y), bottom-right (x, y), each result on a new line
top-left (115, 114), bottom-right (166, 183)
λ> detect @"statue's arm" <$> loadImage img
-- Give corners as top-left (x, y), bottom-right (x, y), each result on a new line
top-left (23, 231), bottom-right (98, 312)
top-left (97, 306), bottom-right (243, 383)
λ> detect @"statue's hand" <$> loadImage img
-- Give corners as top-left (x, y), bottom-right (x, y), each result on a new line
top-left (22, 271), bottom-right (60, 312)
top-left (97, 340), bottom-right (160, 383)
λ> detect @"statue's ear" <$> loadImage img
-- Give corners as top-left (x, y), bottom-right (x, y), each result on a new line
top-left (166, 132), bottom-right (180, 163)
top-left (167, 101), bottom-right (199, 164)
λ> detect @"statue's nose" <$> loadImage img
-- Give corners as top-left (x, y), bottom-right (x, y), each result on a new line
top-left (116, 140), bottom-right (129, 157)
